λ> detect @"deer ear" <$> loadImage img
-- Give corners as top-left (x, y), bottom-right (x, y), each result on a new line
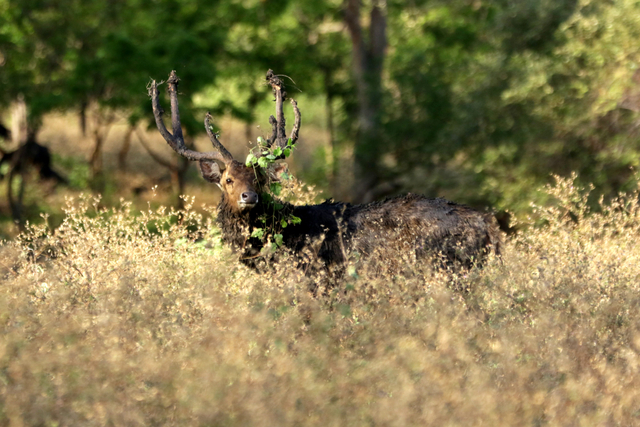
top-left (199, 160), bottom-right (223, 184)
top-left (268, 162), bottom-right (289, 182)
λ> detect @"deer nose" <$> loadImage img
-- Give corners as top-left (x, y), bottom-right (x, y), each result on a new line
top-left (241, 192), bottom-right (258, 205)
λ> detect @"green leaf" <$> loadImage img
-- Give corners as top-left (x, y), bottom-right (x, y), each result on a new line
top-left (274, 203), bottom-right (284, 211)
top-left (266, 154), bottom-right (276, 160)
top-left (245, 153), bottom-right (257, 166)
top-left (280, 219), bottom-right (288, 228)
top-left (251, 228), bottom-right (264, 239)
top-left (287, 138), bottom-right (293, 147)
top-left (257, 136), bottom-right (265, 146)
top-left (282, 148), bottom-right (291, 158)
top-left (290, 215), bottom-right (301, 225)
top-left (274, 233), bottom-right (283, 247)
top-left (279, 171), bottom-right (291, 180)
top-left (258, 157), bottom-right (269, 168)
top-left (273, 147), bottom-right (283, 156)
top-left (270, 182), bottom-right (282, 196)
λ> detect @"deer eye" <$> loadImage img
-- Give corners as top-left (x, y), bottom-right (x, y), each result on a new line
top-left (226, 178), bottom-right (233, 184)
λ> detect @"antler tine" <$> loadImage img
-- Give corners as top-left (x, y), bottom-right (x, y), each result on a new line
top-left (148, 79), bottom-right (175, 145)
top-left (265, 69), bottom-right (292, 151)
top-left (149, 71), bottom-right (231, 164)
top-left (205, 113), bottom-right (234, 162)
top-left (267, 115), bottom-right (277, 147)
top-left (288, 99), bottom-right (301, 145)
top-left (167, 71), bottom-right (185, 144)
top-left (262, 69), bottom-right (301, 157)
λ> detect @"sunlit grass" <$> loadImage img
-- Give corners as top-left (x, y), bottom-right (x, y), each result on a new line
top-left (1, 175), bottom-right (639, 425)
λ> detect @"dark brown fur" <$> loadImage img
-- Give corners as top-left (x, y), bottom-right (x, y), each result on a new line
top-left (216, 162), bottom-right (502, 272)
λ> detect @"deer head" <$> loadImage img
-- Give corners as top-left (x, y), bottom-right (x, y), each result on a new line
top-left (148, 70), bottom-right (300, 213)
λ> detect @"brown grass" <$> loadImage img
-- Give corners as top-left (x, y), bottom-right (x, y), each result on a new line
top-left (0, 176), bottom-right (639, 426)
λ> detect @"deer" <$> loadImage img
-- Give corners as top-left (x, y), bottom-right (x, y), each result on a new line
top-left (149, 70), bottom-right (502, 276)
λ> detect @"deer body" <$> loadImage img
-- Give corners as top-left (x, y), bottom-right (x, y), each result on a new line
top-left (216, 173), bottom-right (501, 270)
top-left (149, 70), bottom-right (501, 273)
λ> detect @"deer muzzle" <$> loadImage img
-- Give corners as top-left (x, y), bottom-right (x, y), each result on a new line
top-left (238, 191), bottom-right (259, 210)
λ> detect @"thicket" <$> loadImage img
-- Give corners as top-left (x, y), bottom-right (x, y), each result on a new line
top-left (1, 176), bottom-right (639, 425)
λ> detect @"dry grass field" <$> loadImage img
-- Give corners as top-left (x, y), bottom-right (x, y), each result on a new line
top-left (0, 174), bottom-right (639, 426)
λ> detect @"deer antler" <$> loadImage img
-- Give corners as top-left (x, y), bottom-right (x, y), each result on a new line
top-left (264, 70), bottom-right (301, 158)
top-left (148, 70), bottom-right (234, 164)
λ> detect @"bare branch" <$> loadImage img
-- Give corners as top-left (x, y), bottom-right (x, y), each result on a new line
top-left (148, 71), bottom-right (232, 165)
top-left (370, 1), bottom-right (387, 61)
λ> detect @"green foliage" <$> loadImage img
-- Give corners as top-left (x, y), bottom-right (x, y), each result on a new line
top-left (2, 0), bottom-right (640, 223)
top-left (52, 154), bottom-right (91, 189)
top-left (0, 0), bottom-right (231, 131)
top-left (357, 0), bottom-right (640, 218)
top-left (245, 136), bottom-right (300, 251)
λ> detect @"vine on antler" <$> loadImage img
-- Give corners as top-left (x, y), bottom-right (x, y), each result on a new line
top-left (244, 70), bottom-right (303, 251)
top-left (245, 69), bottom-right (301, 169)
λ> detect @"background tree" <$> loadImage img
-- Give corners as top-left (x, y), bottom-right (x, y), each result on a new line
top-left (2, 0), bottom-right (640, 232)
top-left (344, 0), bottom-right (387, 202)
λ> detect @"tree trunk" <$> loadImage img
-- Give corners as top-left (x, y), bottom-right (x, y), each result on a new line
top-left (118, 125), bottom-right (135, 170)
top-left (90, 130), bottom-right (105, 177)
top-left (89, 109), bottom-right (114, 179)
top-left (172, 135), bottom-right (195, 211)
top-left (7, 149), bottom-right (26, 227)
top-left (172, 157), bottom-right (189, 211)
top-left (8, 128), bottom-right (36, 228)
top-left (11, 94), bottom-right (27, 147)
top-left (79, 100), bottom-right (88, 137)
top-left (323, 68), bottom-right (339, 197)
top-left (344, 0), bottom-right (387, 203)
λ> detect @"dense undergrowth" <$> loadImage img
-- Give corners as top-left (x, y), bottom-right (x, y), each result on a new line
top-left (1, 176), bottom-right (640, 426)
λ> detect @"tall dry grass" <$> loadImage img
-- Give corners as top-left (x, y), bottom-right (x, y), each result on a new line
top-left (1, 175), bottom-right (640, 426)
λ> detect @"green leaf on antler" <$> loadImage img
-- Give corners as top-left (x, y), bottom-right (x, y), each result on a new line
top-left (258, 157), bottom-right (269, 168)
top-left (245, 153), bottom-right (257, 166)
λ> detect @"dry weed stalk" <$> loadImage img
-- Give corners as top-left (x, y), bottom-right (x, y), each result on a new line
top-left (0, 176), bottom-right (639, 425)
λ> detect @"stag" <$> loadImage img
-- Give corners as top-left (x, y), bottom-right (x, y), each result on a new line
top-left (149, 70), bottom-right (501, 274)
